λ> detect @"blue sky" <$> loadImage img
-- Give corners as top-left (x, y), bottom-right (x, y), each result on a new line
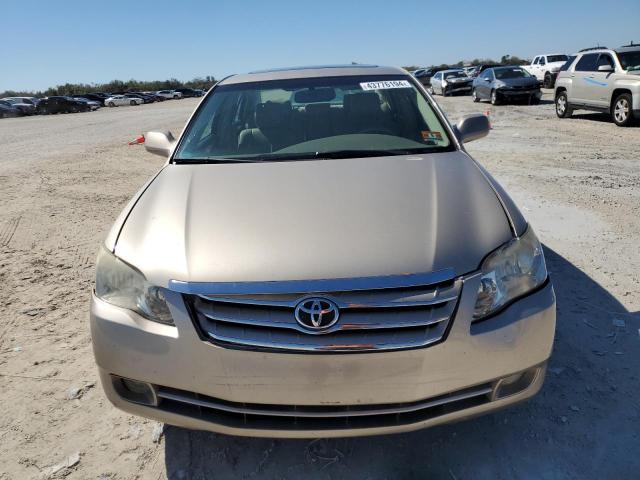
top-left (1, 0), bottom-right (639, 92)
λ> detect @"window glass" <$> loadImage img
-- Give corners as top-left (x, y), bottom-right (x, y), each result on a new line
top-left (616, 50), bottom-right (640, 71)
top-left (547, 55), bottom-right (568, 63)
top-left (494, 67), bottom-right (532, 79)
top-left (174, 75), bottom-right (454, 163)
top-left (560, 56), bottom-right (576, 71)
top-left (575, 54), bottom-right (599, 72)
top-left (596, 54), bottom-right (614, 68)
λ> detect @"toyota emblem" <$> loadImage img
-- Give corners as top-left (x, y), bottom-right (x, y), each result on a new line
top-left (294, 298), bottom-right (340, 331)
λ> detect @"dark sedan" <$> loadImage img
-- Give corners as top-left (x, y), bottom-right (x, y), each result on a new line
top-left (36, 96), bottom-right (91, 114)
top-left (472, 66), bottom-right (542, 105)
top-left (0, 102), bottom-right (22, 118)
top-left (0, 98), bottom-right (35, 115)
top-left (413, 67), bottom-right (447, 86)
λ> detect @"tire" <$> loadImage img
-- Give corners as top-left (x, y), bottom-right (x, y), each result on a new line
top-left (555, 91), bottom-right (572, 118)
top-left (612, 93), bottom-right (635, 127)
top-left (472, 88), bottom-right (480, 103)
top-left (108, 102), bottom-right (115, 107)
top-left (490, 89), bottom-right (500, 105)
top-left (543, 72), bottom-right (553, 89)
top-left (130, 100), bottom-right (136, 106)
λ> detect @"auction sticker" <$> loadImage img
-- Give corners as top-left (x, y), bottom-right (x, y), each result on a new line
top-left (360, 80), bottom-right (412, 90)
top-left (421, 131), bottom-right (443, 141)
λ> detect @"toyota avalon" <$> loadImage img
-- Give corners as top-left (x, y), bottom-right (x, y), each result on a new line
top-left (91, 64), bottom-right (556, 438)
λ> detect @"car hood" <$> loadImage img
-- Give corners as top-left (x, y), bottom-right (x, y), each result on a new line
top-left (499, 77), bottom-right (540, 87)
top-left (114, 152), bottom-right (513, 287)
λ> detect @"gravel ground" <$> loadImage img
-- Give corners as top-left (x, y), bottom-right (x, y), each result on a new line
top-left (0, 93), bottom-right (638, 479)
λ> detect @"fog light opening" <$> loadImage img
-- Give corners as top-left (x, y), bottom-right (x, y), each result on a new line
top-left (492, 368), bottom-right (539, 400)
top-left (112, 375), bottom-right (158, 406)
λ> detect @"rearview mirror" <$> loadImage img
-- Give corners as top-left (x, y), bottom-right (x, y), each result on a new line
top-left (597, 65), bottom-right (614, 72)
top-left (145, 131), bottom-right (176, 157)
top-left (453, 114), bottom-right (490, 143)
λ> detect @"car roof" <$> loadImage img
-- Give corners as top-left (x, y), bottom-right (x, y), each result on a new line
top-left (614, 45), bottom-right (640, 54)
top-left (220, 64), bottom-right (407, 85)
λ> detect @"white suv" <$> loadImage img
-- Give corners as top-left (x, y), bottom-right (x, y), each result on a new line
top-left (555, 45), bottom-right (640, 127)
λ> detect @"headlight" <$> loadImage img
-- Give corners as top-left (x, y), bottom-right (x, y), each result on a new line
top-left (473, 227), bottom-right (547, 320)
top-left (95, 247), bottom-right (173, 324)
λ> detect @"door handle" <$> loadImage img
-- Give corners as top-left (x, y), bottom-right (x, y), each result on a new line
top-left (570, 74), bottom-right (575, 78)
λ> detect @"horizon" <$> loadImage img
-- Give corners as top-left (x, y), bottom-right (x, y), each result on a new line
top-left (1, 0), bottom-right (638, 92)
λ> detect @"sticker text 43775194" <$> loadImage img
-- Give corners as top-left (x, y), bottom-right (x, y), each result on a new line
top-left (360, 80), bottom-right (412, 91)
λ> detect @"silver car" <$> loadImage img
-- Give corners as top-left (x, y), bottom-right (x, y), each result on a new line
top-left (429, 69), bottom-right (473, 96)
top-left (91, 65), bottom-right (556, 438)
top-left (555, 44), bottom-right (640, 127)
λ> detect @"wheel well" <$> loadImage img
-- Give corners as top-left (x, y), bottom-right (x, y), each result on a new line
top-left (555, 87), bottom-right (566, 97)
top-left (611, 89), bottom-right (632, 109)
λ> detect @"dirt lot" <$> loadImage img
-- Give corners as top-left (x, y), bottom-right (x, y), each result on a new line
top-left (1, 93), bottom-right (639, 480)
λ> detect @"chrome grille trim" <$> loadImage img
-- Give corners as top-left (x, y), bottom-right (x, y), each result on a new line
top-left (156, 384), bottom-right (493, 419)
top-left (185, 276), bottom-right (462, 353)
top-left (169, 268), bottom-right (455, 295)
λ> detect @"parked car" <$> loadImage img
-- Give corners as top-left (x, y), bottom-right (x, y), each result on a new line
top-left (0, 101), bottom-right (22, 118)
top-left (124, 93), bottom-right (154, 104)
top-left (156, 90), bottom-right (182, 99)
top-left (36, 96), bottom-right (91, 114)
top-left (472, 64), bottom-right (502, 78)
top-left (4, 96), bottom-right (40, 106)
top-left (71, 97), bottom-right (101, 110)
top-left (174, 87), bottom-right (201, 98)
top-left (428, 69), bottom-right (473, 96)
top-left (555, 44), bottom-right (640, 126)
top-left (414, 67), bottom-right (448, 86)
top-left (74, 93), bottom-right (109, 106)
top-left (104, 95), bottom-right (143, 107)
top-left (521, 54), bottom-right (569, 88)
top-left (472, 66), bottom-right (542, 105)
top-left (141, 91), bottom-right (166, 102)
top-left (0, 98), bottom-right (36, 115)
top-left (91, 64), bottom-right (555, 439)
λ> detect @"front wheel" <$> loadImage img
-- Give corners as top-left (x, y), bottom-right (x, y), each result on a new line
top-left (108, 102), bottom-right (115, 107)
top-left (555, 91), bottom-right (572, 118)
top-left (130, 100), bottom-right (136, 106)
top-left (472, 88), bottom-right (480, 103)
top-left (612, 93), bottom-right (635, 127)
top-left (490, 90), bottom-right (500, 105)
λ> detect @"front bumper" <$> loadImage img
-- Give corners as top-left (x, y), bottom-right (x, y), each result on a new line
top-left (444, 83), bottom-right (472, 94)
top-left (91, 274), bottom-right (556, 438)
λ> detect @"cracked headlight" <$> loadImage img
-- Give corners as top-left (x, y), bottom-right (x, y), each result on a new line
top-left (95, 247), bottom-right (173, 324)
top-left (473, 227), bottom-right (547, 320)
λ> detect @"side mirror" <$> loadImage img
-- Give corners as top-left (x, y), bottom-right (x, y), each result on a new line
top-left (453, 114), bottom-right (490, 143)
top-left (144, 131), bottom-right (176, 157)
top-left (597, 65), bottom-right (614, 72)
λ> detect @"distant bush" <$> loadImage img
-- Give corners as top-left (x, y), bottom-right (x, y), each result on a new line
top-left (0, 76), bottom-right (218, 99)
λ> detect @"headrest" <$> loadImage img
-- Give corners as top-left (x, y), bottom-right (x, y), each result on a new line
top-left (255, 101), bottom-right (292, 129)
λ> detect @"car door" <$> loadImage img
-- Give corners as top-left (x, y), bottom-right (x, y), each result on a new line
top-left (477, 69), bottom-right (493, 98)
top-left (537, 57), bottom-right (547, 80)
top-left (530, 56), bottom-right (540, 78)
top-left (587, 53), bottom-right (616, 108)
top-left (571, 53), bottom-right (599, 105)
top-left (432, 72), bottom-right (441, 93)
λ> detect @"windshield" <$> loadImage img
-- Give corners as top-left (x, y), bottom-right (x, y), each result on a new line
top-left (617, 51), bottom-right (640, 71)
top-left (173, 75), bottom-right (453, 163)
top-left (547, 55), bottom-right (568, 63)
top-left (495, 68), bottom-right (532, 79)
top-left (443, 71), bottom-right (466, 79)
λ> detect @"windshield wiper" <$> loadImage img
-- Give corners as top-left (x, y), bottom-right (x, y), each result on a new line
top-left (173, 157), bottom-right (261, 164)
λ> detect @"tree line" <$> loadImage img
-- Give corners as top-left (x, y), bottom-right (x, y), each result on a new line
top-left (0, 76), bottom-right (218, 99)
top-left (403, 54), bottom-right (531, 71)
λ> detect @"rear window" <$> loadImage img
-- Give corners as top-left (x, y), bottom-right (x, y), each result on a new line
top-left (174, 75), bottom-right (454, 163)
top-left (547, 55), bottom-right (568, 63)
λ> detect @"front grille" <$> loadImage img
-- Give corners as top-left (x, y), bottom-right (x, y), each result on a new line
top-left (155, 382), bottom-right (492, 431)
top-left (185, 278), bottom-right (461, 353)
